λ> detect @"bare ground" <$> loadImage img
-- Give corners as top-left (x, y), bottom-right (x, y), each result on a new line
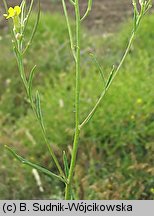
top-left (0, 0), bottom-right (133, 33)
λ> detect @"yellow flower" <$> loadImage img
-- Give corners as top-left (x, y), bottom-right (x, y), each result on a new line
top-left (3, 6), bottom-right (21, 20)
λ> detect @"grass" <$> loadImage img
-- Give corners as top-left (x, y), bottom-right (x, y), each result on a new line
top-left (0, 12), bottom-right (154, 199)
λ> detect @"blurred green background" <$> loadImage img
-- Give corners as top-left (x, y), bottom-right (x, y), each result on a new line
top-left (0, 0), bottom-right (154, 199)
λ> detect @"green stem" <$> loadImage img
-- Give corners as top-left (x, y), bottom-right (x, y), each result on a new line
top-left (81, 0), bottom-right (92, 21)
top-left (38, 118), bottom-right (65, 178)
top-left (2, 0), bottom-right (8, 11)
top-left (16, 50), bottom-right (29, 94)
top-left (65, 0), bottom-right (81, 200)
top-left (61, 0), bottom-right (76, 61)
top-left (16, 41), bottom-right (65, 179)
top-left (80, 32), bottom-right (135, 129)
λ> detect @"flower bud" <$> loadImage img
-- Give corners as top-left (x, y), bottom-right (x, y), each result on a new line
top-left (139, 0), bottom-right (144, 6)
top-left (16, 33), bottom-right (22, 40)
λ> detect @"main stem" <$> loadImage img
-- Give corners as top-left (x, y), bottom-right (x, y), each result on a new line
top-left (65, 0), bottom-right (81, 200)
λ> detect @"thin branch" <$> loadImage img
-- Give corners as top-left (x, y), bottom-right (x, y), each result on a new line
top-left (90, 53), bottom-right (106, 86)
top-left (69, 0), bottom-right (75, 6)
top-left (79, 0), bottom-right (151, 129)
top-left (79, 32), bottom-right (135, 129)
top-left (22, 0), bottom-right (40, 54)
top-left (81, 0), bottom-right (93, 21)
top-left (2, 0), bottom-right (8, 11)
top-left (61, 0), bottom-right (76, 61)
top-left (5, 145), bottom-right (66, 183)
top-left (23, 0), bottom-right (34, 34)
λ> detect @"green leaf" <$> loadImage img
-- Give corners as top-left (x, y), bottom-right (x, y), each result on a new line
top-left (23, 0), bottom-right (34, 32)
top-left (20, 0), bottom-right (26, 28)
top-left (35, 91), bottom-right (45, 131)
top-left (28, 65), bottom-right (36, 99)
top-left (132, 0), bottom-right (139, 32)
top-left (90, 53), bottom-right (106, 86)
top-left (63, 151), bottom-right (69, 177)
top-left (62, 151), bottom-right (75, 199)
top-left (28, 0), bottom-right (40, 42)
top-left (143, 0), bottom-right (152, 15)
top-left (105, 66), bottom-right (115, 89)
top-left (23, 0), bottom-right (40, 54)
top-left (5, 145), bottom-right (65, 183)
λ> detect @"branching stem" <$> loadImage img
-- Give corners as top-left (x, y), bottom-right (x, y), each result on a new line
top-left (65, 0), bottom-right (81, 200)
top-left (80, 32), bottom-right (135, 129)
top-left (61, 0), bottom-right (76, 61)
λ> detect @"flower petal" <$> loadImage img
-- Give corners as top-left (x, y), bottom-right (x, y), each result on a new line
top-left (8, 7), bottom-right (15, 17)
top-left (14, 6), bottom-right (21, 16)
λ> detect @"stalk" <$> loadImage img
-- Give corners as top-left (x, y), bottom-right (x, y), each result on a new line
top-left (65, 0), bottom-right (81, 200)
top-left (15, 40), bottom-right (65, 179)
top-left (80, 32), bottom-right (135, 129)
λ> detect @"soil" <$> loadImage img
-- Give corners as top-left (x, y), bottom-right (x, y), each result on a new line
top-left (0, 0), bottom-right (133, 33)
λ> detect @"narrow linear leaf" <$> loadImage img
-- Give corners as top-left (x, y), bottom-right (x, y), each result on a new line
top-left (143, 0), bottom-right (152, 15)
top-left (23, 0), bottom-right (34, 32)
top-left (13, 46), bottom-right (20, 59)
top-left (132, 1), bottom-right (139, 32)
top-left (134, 11), bottom-right (138, 32)
top-left (61, 0), bottom-right (76, 60)
top-left (63, 151), bottom-right (69, 177)
top-left (5, 145), bottom-right (64, 183)
top-left (29, 0), bottom-right (40, 43)
top-left (13, 46), bottom-right (28, 89)
top-left (23, 0), bottom-right (40, 54)
top-left (62, 151), bottom-right (75, 199)
top-left (105, 66), bottom-right (115, 89)
top-left (90, 53), bottom-right (106, 86)
top-left (20, 0), bottom-right (26, 30)
top-left (70, 190), bottom-right (76, 200)
top-left (28, 65), bottom-right (37, 99)
top-left (35, 91), bottom-right (45, 131)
